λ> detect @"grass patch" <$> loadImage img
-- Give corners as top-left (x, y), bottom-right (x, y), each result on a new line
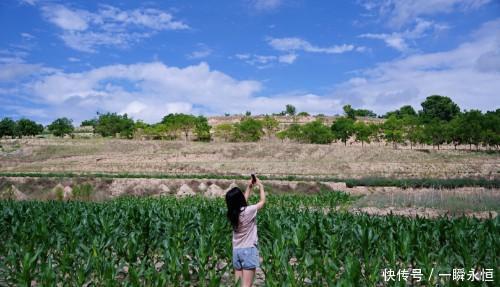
top-left (72, 183), bottom-right (93, 201)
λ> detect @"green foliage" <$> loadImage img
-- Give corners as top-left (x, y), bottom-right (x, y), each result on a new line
top-left (0, 117), bottom-right (17, 138)
top-left (382, 116), bottom-right (404, 149)
top-left (423, 120), bottom-right (448, 149)
top-left (384, 105), bottom-right (417, 119)
top-left (300, 120), bottom-right (333, 144)
top-left (245, 110), bottom-right (251, 116)
top-left (261, 115), bottom-right (280, 139)
top-left (0, 195), bottom-right (497, 285)
top-left (353, 121), bottom-right (375, 147)
top-left (420, 95), bottom-right (460, 122)
top-left (213, 123), bottom-right (235, 142)
top-left (460, 110), bottom-right (483, 149)
top-left (16, 118), bottom-right (44, 138)
top-left (401, 115), bottom-right (422, 149)
top-left (48, 118), bottom-right (74, 137)
top-left (331, 117), bottom-right (355, 145)
top-left (194, 116), bottom-right (211, 142)
top-left (297, 112), bottom-right (310, 116)
top-left (94, 113), bottom-right (135, 138)
top-left (72, 183), bottom-right (93, 200)
top-left (280, 123), bottom-right (304, 142)
top-left (343, 104), bottom-right (356, 120)
top-left (284, 104), bottom-right (296, 116)
top-left (80, 119), bottom-right (97, 127)
top-left (54, 186), bottom-right (64, 201)
top-left (234, 117), bottom-right (263, 142)
top-left (161, 113), bottom-right (198, 141)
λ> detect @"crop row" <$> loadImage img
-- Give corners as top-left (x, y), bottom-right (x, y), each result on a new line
top-left (0, 194), bottom-right (498, 286)
top-left (1, 172), bottom-right (499, 189)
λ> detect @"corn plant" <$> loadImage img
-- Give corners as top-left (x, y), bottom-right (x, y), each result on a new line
top-left (0, 193), bottom-right (498, 286)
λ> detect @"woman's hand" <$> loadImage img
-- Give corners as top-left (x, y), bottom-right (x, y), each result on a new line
top-left (255, 178), bottom-right (263, 187)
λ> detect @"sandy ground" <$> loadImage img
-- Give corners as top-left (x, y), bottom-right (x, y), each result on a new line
top-left (1, 138), bottom-right (498, 179)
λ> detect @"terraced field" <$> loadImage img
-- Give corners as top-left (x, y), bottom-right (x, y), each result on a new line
top-left (1, 139), bottom-right (499, 179)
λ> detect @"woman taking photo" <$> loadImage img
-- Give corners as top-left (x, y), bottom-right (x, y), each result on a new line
top-left (225, 175), bottom-right (265, 287)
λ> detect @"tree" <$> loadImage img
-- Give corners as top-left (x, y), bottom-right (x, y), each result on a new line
top-left (353, 121), bottom-right (375, 147)
top-left (447, 116), bottom-right (465, 149)
top-left (162, 114), bottom-right (197, 141)
top-left (276, 130), bottom-right (287, 142)
top-left (235, 118), bottom-right (263, 142)
top-left (297, 112), bottom-right (310, 116)
top-left (353, 109), bottom-right (377, 118)
top-left (81, 119), bottom-right (97, 127)
top-left (481, 110), bottom-right (500, 149)
top-left (331, 117), bottom-right (355, 146)
top-left (48, 118), bottom-right (74, 137)
top-left (423, 120), bottom-right (447, 150)
top-left (301, 120), bottom-right (333, 144)
top-left (194, 116), bottom-right (211, 141)
top-left (420, 95), bottom-right (460, 122)
top-left (401, 115), bottom-right (422, 149)
top-left (382, 116), bottom-right (404, 149)
top-left (262, 115), bottom-right (279, 139)
top-left (343, 105), bottom-right (356, 120)
top-left (214, 123), bottom-right (235, 142)
top-left (281, 123), bottom-right (304, 142)
top-left (94, 113), bottom-right (135, 138)
top-left (384, 105), bottom-right (417, 119)
top-left (285, 104), bottom-right (296, 116)
top-left (16, 118), bottom-right (43, 138)
top-left (245, 111), bottom-right (252, 116)
top-left (460, 110), bottom-right (483, 150)
top-left (0, 118), bottom-right (17, 138)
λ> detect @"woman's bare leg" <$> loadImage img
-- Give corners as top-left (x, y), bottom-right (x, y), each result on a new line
top-left (234, 269), bottom-right (243, 285)
top-left (242, 269), bottom-right (256, 287)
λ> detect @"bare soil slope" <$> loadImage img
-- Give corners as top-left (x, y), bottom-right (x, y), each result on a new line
top-left (1, 138), bottom-right (498, 178)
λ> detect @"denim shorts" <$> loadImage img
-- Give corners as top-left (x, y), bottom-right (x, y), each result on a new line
top-left (232, 246), bottom-right (260, 270)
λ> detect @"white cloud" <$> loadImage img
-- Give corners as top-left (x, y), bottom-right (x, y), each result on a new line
top-left (165, 102), bottom-right (193, 114)
top-left (335, 19), bottom-right (500, 113)
top-left (41, 4), bottom-right (189, 52)
top-left (20, 33), bottom-right (35, 40)
top-left (0, 63), bottom-right (44, 82)
top-left (360, 0), bottom-right (491, 28)
top-left (120, 101), bottom-right (147, 116)
top-left (360, 18), bottom-right (448, 51)
top-left (42, 5), bottom-right (89, 31)
top-left (67, 57), bottom-right (80, 62)
top-left (235, 53), bottom-right (297, 68)
top-left (19, 0), bottom-right (37, 6)
top-left (252, 0), bottom-right (282, 11)
top-left (10, 61), bottom-right (345, 123)
top-left (187, 44), bottom-right (212, 59)
top-left (269, 37), bottom-right (360, 54)
top-left (27, 62), bottom-right (262, 122)
top-left (278, 53), bottom-right (297, 64)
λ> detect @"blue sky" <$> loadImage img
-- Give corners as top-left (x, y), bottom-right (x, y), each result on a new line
top-left (0, 0), bottom-right (499, 124)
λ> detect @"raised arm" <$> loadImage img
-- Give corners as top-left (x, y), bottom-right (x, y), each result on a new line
top-left (254, 178), bottom-right (266, 210)
top-left (244, 179), bottom-right (253, 201)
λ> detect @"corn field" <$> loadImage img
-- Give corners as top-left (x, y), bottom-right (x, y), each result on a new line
top-left (0, 193), bottom-right (498, 286)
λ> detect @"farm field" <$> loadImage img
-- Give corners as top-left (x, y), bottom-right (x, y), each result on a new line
top-left (1, 138), bottom-right (499, 179)
top-left (1, 194), bottom-right (498, 286)
top-left (1, 138), bottom-right (499, 286)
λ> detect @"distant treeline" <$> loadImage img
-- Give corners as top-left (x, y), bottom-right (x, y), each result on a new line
top-left (0, 95), bottom-right (498, 149)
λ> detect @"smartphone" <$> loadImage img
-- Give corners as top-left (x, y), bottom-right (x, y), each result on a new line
top-left (251, 174), bottom-right (256, 184)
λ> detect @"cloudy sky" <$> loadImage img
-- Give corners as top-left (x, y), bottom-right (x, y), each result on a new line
top-left (0, 0), bottom-right (499, 124)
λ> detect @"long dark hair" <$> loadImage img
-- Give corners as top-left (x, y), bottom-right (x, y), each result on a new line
top-left (225, 187), bottom-right (247, 230)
